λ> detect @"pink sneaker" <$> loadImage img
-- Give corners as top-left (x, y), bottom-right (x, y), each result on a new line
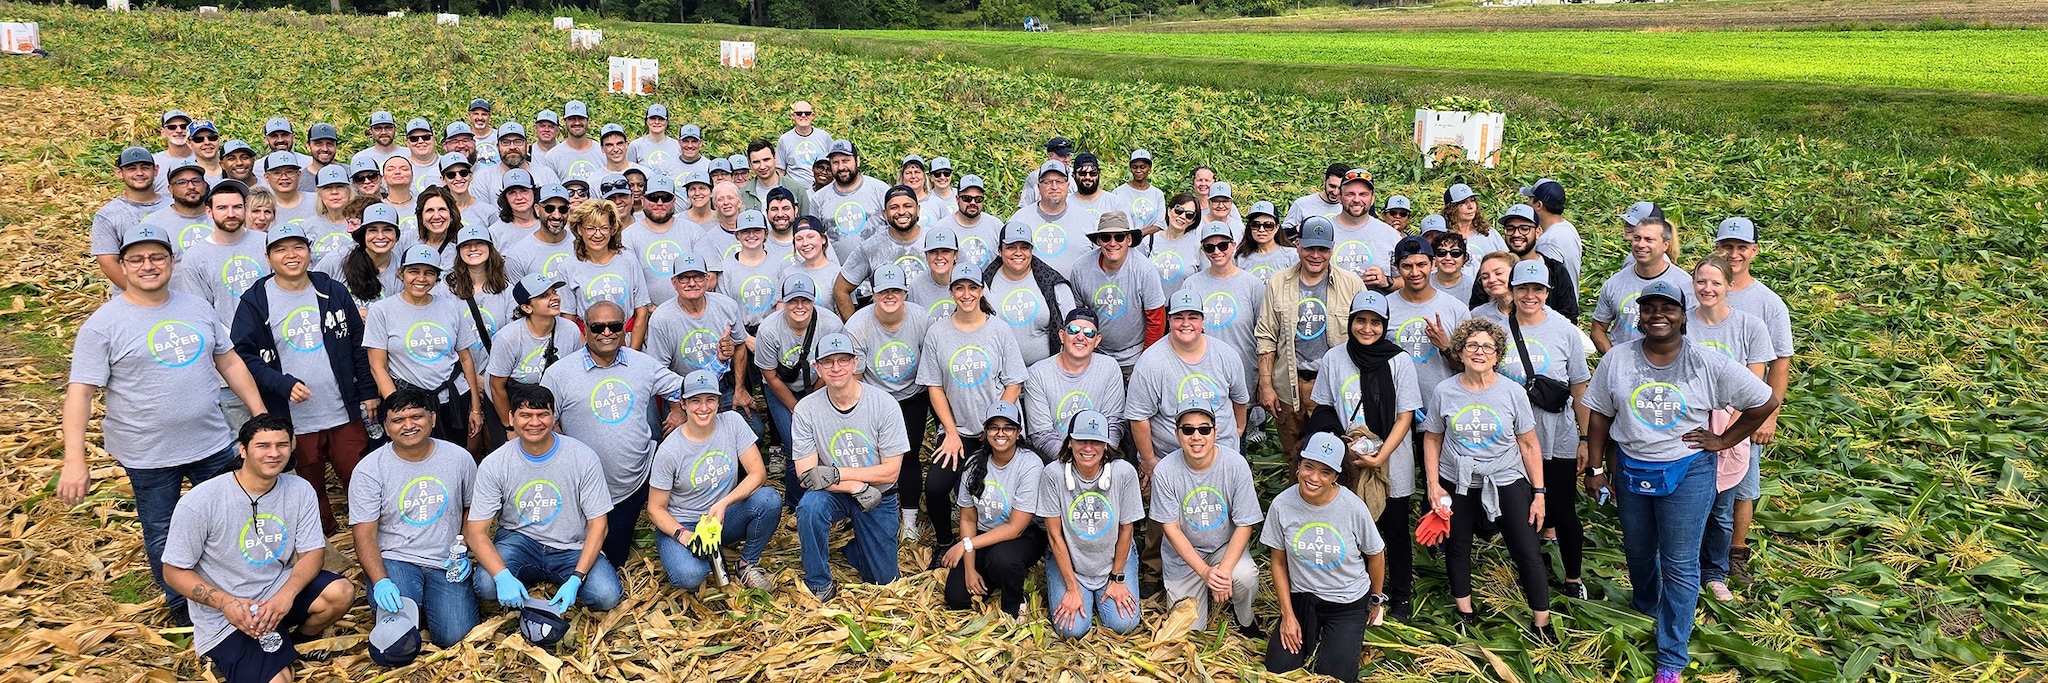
top-left (1654, 670), bottom-right (1683, 683)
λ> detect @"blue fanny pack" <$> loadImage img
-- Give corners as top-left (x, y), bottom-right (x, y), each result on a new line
top-left (1618, 450), bottom-right (1706, 497)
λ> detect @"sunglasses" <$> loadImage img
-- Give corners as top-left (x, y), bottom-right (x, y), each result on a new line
top-left (1249, 220), bottom-right (1278, 230)
top-left (443, 169), bottom-right (472, 179)
top-left (793, 111), bottom-right (814, 117)
top-left (1063, 323), bottom-right (1099, 339)
top-left (1437, 249), bottom-right (1466, 258)
top-left (1178, 424), bottom-right (1215, 436)
top-left (566, 188), bottom-right (590, 197)
top-left (1202, 241), bottom-right (1233, 253)
top-left (644, 194), bottom-right (675, 203)
top-left (1089, 232), bottom-right (1130, 244)
top-left (540, 204), bottom-right (570, 214)
top-left (958, 194), bottom-right (986, 203)
top-left (191, 134), bottom-right (220, 143)
top-left (407, 134), bottom-right (433, 142)
top-left (1172, 208), bottom-right (1198, 217)
top-left (162, 123), bottom-right (189, 131)
top-left (932, 170), bottom-right (953, 177)
top-left (588, 321), bottom-right (626, 334)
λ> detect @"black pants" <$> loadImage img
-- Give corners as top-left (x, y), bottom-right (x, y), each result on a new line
top-left (943, 523), bottom-right (1047, 615)
top-left (895, 391), bottom-right (934, 510)
top-left (1542, 456), bottom-right (1585, 581)
top-left (602, 481), bottom-right (651, 569)
top-left (922, 437), bottom-right (972, 547)
top-left (1441, 477), bottom-right (1550, 613)
top-left (1374, 495), bottom-right (1413, 605)
top-left (1265, 591), bottom-right (1372, 683)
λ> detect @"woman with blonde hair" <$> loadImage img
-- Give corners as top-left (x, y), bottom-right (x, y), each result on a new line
top-left (1470, 250), bottom-right (1517, 323)
top-left (560, 200), bottom-right (651, 348)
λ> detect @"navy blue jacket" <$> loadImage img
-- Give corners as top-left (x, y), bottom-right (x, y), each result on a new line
top-left (231, 272), bottom-right (377, 425)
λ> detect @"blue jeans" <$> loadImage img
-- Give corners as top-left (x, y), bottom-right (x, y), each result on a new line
top-left (794, 488), bottom-right (900, 593)
top-left (381, 558), bottom-right (481, 647)
top-left (653, 488), bottom-right (784, 589)
top-left (1045, 545), bottom-right (1143, 639)
top-left (768, 390), bottom-right (802, 510)
top-left (1699, 486), bottom-right (1740, 584)
top-left (469, 530), bottom-right (624, 611)
top-left (129, 444), bottom-right (238, 616)
top-left (1616, 452), bottom-right (1717, 672)
top-left (1734, 442), bottom-right (1763, 501)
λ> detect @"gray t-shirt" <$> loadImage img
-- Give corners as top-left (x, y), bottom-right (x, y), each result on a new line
top-left (1593, 263), bottom-right (1694, 347)
top-left (469, 435), bottom-right (612, 551)
top-left (69, 292), bottom-right (235, 469)
top-left (957, 451), bottom-right (1046, 533)
top-left (1310, 347), bottom-right (1425, 497)
top-left (485, 318), bottom-right (585, 385)
top-left (753, 308), bottom-right (845, 395)
top-left (164, 472), bottom-right (325, 655)
top-left (363, 294), bottom-right (480, 394)
top-left (629, 136), bottom-right (683, 172)
top-left (1260, 486), bottom-right (1384, 603)
top-left (1141, 229), bottom-right (1203, 292)
top-left (1330, 220), bottom-right (1402, 281)
top-left (1431, 273), bottom-right (1476, 308)
top-left (645, 293), bottom-right (747, 378)
top-left (1534, 218), bottom-right (1583, 285)
top-left (777, 128), bottom-right (833, 185)
top-left (347, 439), bottom-right (477, 567)
top-left (561, 253), bottom-right (650, 318)
top-left (906, 270), bottom-right (958, 319)
top-left (540, 348), bottom-right (686, 505)
top-left (810, 177), bottom-right (889, 257)
top-left (1236, 248), bottom-right (1298, 284)
top-left (137, 206), bottom-right (215, 256)
top-left (304, 214), bottom-right (354, 265)
top-left (1148, 447), bottom-right (1264, 581)
top-left (1387, 289), bottom-right (1470, 421)
top-left (1581, 341), bottom-right (1773, 463)
top-left (502, 233), bottom-right (576, 282)
top-left (1425, 375), bottom-right (1537, 487)
top-left (717, 252), bottom-right (785, 326)
top-left (986, 270), bottom-right (1077, 367)
top-left (840, 228), bottom-right (931, 289)
top-left (91, 195), bottom-right (169, 257)
top-left (1111, 183), bottom-right (1166, 231)
top-left (1498, 311), bottom-right (1593, 460)
top-left (1006, 205), bottom-right (1097, 276)
top-left (649, 411), bottom-right (754, 528)
top-left (791, 384), bottom-right (911, 492)
top-left (1036, 459), bottom-right (1143, 590)
top-left (916, 316), bottom-right (1028, 438)
top-left (1294, 278), bottom-right (1333, 373)
top-left (1284, 194), bottom-right (1342, 229)
top-left (264, 282), bottom-right (350, 433)
top-left (935, 212), bottom-right (1000, 277)
top-left (174, 230), bottom-right (271, 324)
top-left (1067, 191), bottom-right (1131, 229)
top-left (1179, 268), bottom-right (1267, 381)
top-left (1725, 280), bottom-right (1794, 361)
top-left (1022, 354), bottom-right (1127, 459)
top-left (1068, 252), bottom-right (1166, 365)
top-left (1126, 340), bottom-right (1251, 456)
top-left (621, 221), bottom-right (689, 306)
top-left (667, 157), bottom-right (712, 189)
top-left (543, 141), bottom-right (607, 184)
top-left (845, 306), bottom-right (933, 400)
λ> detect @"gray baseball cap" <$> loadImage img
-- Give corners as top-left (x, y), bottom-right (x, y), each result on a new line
top-left (563, 100), bottom-right (589, 118)
top-left (120, 223), bottom-right (174, 253)
top-left (1198, 221), bottom-right (1234, 242)
top-left (439, 152), bottom-right (472, 171)
top-left (469, 98), bottom-right (492, 112)
top-left (1246, 200), bottom-right (1277, 220)
top-left (263, 117), bottom-right (293, 135)
top-left (1297, 216), bottom-right (1335, 250)
top-left (677, 123), bottom-right (702, 140)
top-left (828, 139), bottom-right (857, 157)
top-left (1175, 396), bottom-right (1215, 422)
top-left (164, 158), bottom-right (204, 179)
top-left (1035, 160), bottom-right (1069, 179)
top-left (1067, 409), bottom-right (1112, 443)
top-left (810, 332), bottom-right (859, 362)
top-left (221, 140), bottom-right (256, 158)
top-left (535, 110), bottom-right (560, 124)
top-left (1510, 259), bottom-right (1550, 288)
top-left (444, 121), bottom-right (474, 140)
top-left (1499, 204), bottom-right (1538, 226)
top-left (923, 227), bottom-right (959, 252)
top-left (1638, 280), bottom-right (1687, 308)
top-left (116, 146), bottom-right (154, 168)
top-left (709, 157), bottom-right (732, 175)
top-left (405, 118), bottom-right (432, 134)
top-left (361, 203), bottom-right (400, 227)
top-left (538, 184), bottom-right (571, 203)
top-left (513, 272), bottom-right (566, 304)
top-left (727, 154), bottom-right (747, 170)
top-left (308, 122), bottom-right (339, 142)
top-left (366, 596), bottom-right (422, 667)
top-left (646, 104), bottom-right (668, 119)
top-left (262, 151), bottom-right (301, 171)
top-left (1385, 195), bottom-right (1413, 212)
top-left (399, 245), bottom-right (443, 270)
top-left (503, 168), bottom-right (536, 190)
top-left (1716, 217), bottom-right (1757, 243)
top-left (1167, 289), bottom-right (1203, 315)
top-left (1349, 290), bottom-right (1389, 318)
top-left (736, 209), bottom-right (767, 232)
top-left (644, 177), bottom-right (675, 197)
top-left (1206, 181), bottom-right (1233, 200)
top-left (1000, 219), bottom-right (1034, 247)
top-left (349, 157), bottom-right (381, 178)
top-left (1301, 432), bottom-right (1345, 473)
top-left (985, 400), bottom-right (1022, 428)
top-left (316, 165), bottom-right (349, 187)
top-left (598, 123), bottom-right (626, 140)
top-left (498, 122), bottom-right (528, 139)
top-left (1129, 149), bottom-right (1152, 162)
top-left (929, 157), bottom-right (953, 172)
top-left (873, 264), bottom-right (909, 293)
top-left (1619, 201), bottom-right (1662, 227)
top-left (369, 111), bottom-right (396, 126)
top-left (1444, 183), bottom-right (1476, 204)
top-left (1417, 214), bottom-right (1448, 235)
top-left (957, 174), bottom-right (985, 191)
top-left (900, 154), bottom-right (925, 169)
top-left (265, 221), bottom-right (312, 249)
top-left (682, 369), bottom-right (720, 398)
top-left (161, 109), bottom-right (191, 125)
top-left (455, 223), bottom-right (492, 246)
top-left (780, 272), bottom-right (818, 301)
top-left (672, 252), bottom-right (709, 276)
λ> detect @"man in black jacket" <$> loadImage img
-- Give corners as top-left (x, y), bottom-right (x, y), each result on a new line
top-left (1472, 204), bottom-right (1581, 323)
top-left (231, 222), bottom-right (379, 536)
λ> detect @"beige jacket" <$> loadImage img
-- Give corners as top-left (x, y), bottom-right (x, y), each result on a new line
top-left (1254, 264), bottom-right (1368, 408)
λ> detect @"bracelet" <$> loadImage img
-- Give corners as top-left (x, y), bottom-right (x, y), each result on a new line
top-left (1531, 487), bottom-right (1547, 494)
top-left (962, 536), bottom-right (975, 553)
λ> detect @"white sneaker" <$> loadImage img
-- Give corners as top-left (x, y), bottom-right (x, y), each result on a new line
top-left (1708, 580), bottom-right (1734, 602)
top-left (900, 510), bottom-right (921, 542)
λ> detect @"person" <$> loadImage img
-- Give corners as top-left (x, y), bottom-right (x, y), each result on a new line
top-left (756, 274), bottom-right (845, 509)
top-left (487, 169), bottom-right (541, 246)
top-left (363, 245), bottom-right (485, 445)
top-left (629, 104), bottom-right (680, 173)
top-left (1141, 193), bottom-right (1206, 293)
top-left (1476, 204), bottom-right (1580, 322)
top-left (1685, 255), bottom-right (1773, 602)
top-left (438, 152), bottom-right (497, 232)
top-left (446, 224), bottom-right (515, 452)
top-left (349, 156), bottom-right (385, 199)
top-left (408, 185), bottom-right (462, 269)
top-left (618, 176), bottom-right (689, 306)
top-left (717, 209), bottom-right (784, 333)
top-left (152, 109), bottom-right (197, 181)
top-left (188, 120), bottom-right (223, 179)
top-left (1129, 289), bottom-right (1252, 469)
top-left (1066, 153), bottom-right (1131, 222)
top-left (1110, 149), bottom-right (1164, 233)
top-left (906, 227), bottom-right (960, 317)
top-left (349, 389), bottom-right (480, 651)
top-left (777, 101), bottom-right (831, 187)
top-left (486, 273), bottom-right (584, 429)
top-left (844, 265), bottom-right (936, 543)
top-left (1429, 232), bottom-right (1473, 305)
top-left (791, 332), bottom-right (910, 601)
top-left (834, 185), bottom-right (927, 319)
top-left (245, 186), bottom-right (279, 234)
top-left (1580, 280), bottom-right (1778, 683)
top-left (809, 140), bottom-right (887, 258)
top-left (1233, 203), bottom-right (1297, 283)
top-left (1008, 160), bottom-right (1095, 275)
top-left (648, 370), bottom-right (783, 591)
top-left (1254, 217), bottom-right (1366, 458)
top-left (137, 159), bottom-right (214, 256)
top-left (379, 154), bottom-right (419, 224)
top-left (918, 269), bottom-right (1028, 551)
top-left (473, 123), bottom-right (560, 202)
top-left (1420, 317), bottom-right (1552, 638)
top-left (896, 155), bottom-right (931, 203)
top-left (1383, 195), bottom-right (1414, 235)
top-left (1284, 163), bottom-right (1348, 230)
top-left (741, 138), bottom-right (812, 217)
top-left (232, 223), bottom-right (377, 537)
top-left (465, 384), bottom-right (625, 614)
top-left (1441, 184), bottom-right (1507, 272)
top-left (1495, 260), bottom-right (1595, 601)
top-left (918, 157), bottom-right (957, 228)
top-left (325, 203), bottom-right (404, 313)
top-left (558, 201), bottom-right (652, 348)
top-left (1262, 432), bottom-right (1387, 683)
top-left (61, 221), bottom-right (269, 626)
top-left (1329, 169), bottom-right (1400, 289)
top-left (1387, 236), bottom-right (1469, 456)
top-left (502, 185), bottom-right (577, 281)
top-left (91, 147), bottom-right (167, 290)
top-left (665, 123), bottom-right (712, 186)
top-left (1521, 178), bottom-right (1583, 284)
top-left (1068, 211), bottom-right (1165, 369)
top-left (175, 180), bottom-right (270, 341)
top-left (1038, 410), bottom-right (1143, 639)
top-left (220, 140), bottom-right (261, 189)
top-left (465, 98), bottom-right (500, 164)
top-left (531, 109), bottom-right (562, 157)
top-left (984, 220), bottom-right (1079, 366)
top-left (645, 253), bottom-right (749, 411)
top-left (941, 401), bottom-right (1046, 621)
top-left (163, 414), bottom-right (355, 682)
top-left (809, 158), bottom-right (833, 192)
top-left (1017, 136), bottom-right (1073, 207)
top-left (543, 101), bottom-right (604, 184)
top-left (304, 166), bottom-right (356, 263)
top-left (399, 119), bottom-right (442, 196)
top-left (1180, 219), bottom-right (1267, 390)
top-left (1304, 291), bottom-right (1420, 621)
top-left (1470, 250), bottom-right (1517, 323)
top-left (540, 301), bottom-right (685, 568)
top-left (1592, 216), bottom-right (1692, 353)
top-left (933, 174), bottom-right (999, 276)
top-left (1710, 217), bottom-right (1793, 588)
top-left (1202, 182), bottom-right (1244, 241)
top-left (259, 151), bottom-right (316, 229)
top-left (595, 125), bottom-right (638, 180)
top-left (1021, 307), bottom-right (1125, 460)
top-left (350, 111), bottom-right (401, 171)
top-left (1151, 399), bottom-right (1264, 635)
top-left (760, 187), bottom-right (802, 264)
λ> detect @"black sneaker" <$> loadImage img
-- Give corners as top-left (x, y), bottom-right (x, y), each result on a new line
top-left (167, 604), bottom-right (192, 628)
top-left (1561, 581), bottom-right (1589, 601)
top-left (1233, 619), bottom-right (1267, 640)
top-left (1386, 600), bottom-right (1413, 624)
top-left (1456, 610), bottom-right (1480, 636)
top-left (1528, 620), bottom-right (1559, 647)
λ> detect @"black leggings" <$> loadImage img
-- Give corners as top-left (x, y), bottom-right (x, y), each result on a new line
top-left (922, 437), bottom-right (972, 547)
top-left (895, 391), bottom-right (933, 510)
top-left (1541, 457), bottom-right (1585, 581)
top-left (943, 523), bottom-right (1047, 615)
top-left (1441, 477), bottom-right (1550, 613)
top-left (1374, 495), bottom-right (1412, 604)
top-left (1264, 591), bottom-right (1372, 683)
top-left (603, 481), bottom-right (651, 569)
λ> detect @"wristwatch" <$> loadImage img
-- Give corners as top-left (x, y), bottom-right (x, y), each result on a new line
top-left (571, 570), bottom-right (588, 581)
top-left (1367, 593), bottom-right (1389, 605)
top-left (1531, 487), bottom-right (1547, 494)
top-left (1108, 572), bottom-right (1126, 583)
top-left (1587, 468), bottom-right (1605, 477)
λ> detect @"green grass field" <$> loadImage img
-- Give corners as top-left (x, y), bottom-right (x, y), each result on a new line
top-left (846, 28), bottom-right (2048, 96)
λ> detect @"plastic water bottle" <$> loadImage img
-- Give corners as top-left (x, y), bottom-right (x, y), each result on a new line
top-left (445, 535), bottom-right (469, 582)
top-left (363, 413), bottom-right (385, 440)
top-left (252, 603), bottom-right (284, 652)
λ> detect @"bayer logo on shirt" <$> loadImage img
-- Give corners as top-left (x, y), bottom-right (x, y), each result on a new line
top-left (947, 346), bottom-right (993, 388)
top-left (589, 377), bottom-right (637, 424)
top-left (239, 513), bottom-right (291, 566)
top-left (1629, 381), bottom-right (1688, 430)
top-left (1451, 404), bottom-right (1507, 450)
top-left (148, 319), bottom-right (207, 368)
top-left (1291, 521), bottom-right (1348, 571)
top-left (828, 428), bottom-right (879, 468)
top-left (1001, 289), bottom-right (1039, 327)
top-left (870, 340), bottom-right (917, 383)
top-left (1066, 491), bottom-right (1113, 540)
top-left (1091, 283), bottom-right (1128, 320)
top-left (399, 476), bottom-right (451, 526)
top-left (1202, 292), bottom-right (1238, 329)
top-left (403, 322), bottom-right (454, 362)
top-left (1181, 486), bottom-right (1229, 531)
top-left (1295, 298), bottom-right (1327, 341)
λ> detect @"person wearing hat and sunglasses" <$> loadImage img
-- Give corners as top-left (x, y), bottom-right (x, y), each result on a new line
top-left (628, 104), bottom-right (679, 174)
top-left (187, 119), bottom-right (224, 180)
top-left (502, 185), bottom-right (577, 281)
top-left (1186, 213), bottom-right (1270, 391)
top-left (1330, 168), bottom-right (1401, 290)
top-left (1255, 217), bottom-right (1367, 459)
top-left (349, 387), bottom-right (481, 654)
top-left (1262, 432), bottom-right (1388, 683)
top-left (153, 109), bottom-right (197, 173)
top-left (1068, 211), bottom-right (1165, 369)
top-left (92, 147), bottom-right (168, 291)
top-left (648, 370), bottom-right (783, 592)
top-left (435, 152), bottom-right (498, 233)
top-left (935, 174), bottom-right (999, 276)
top-left (1021, 308), bottom-right (1127, 460)
top-left (465, 383), bottom-right (625, 616)
top-left (919, 157), bottom-right (958, 227)
top-left (1285, 163), bottom-right (1351, 231)
top-left (1152, 397), bottom-right (1265, 637)
top-left (1038, 409), bottom-right (1144, 639)
top-left (1709, 216), bottom-right (1792, 588)
top-left (777, 101), bottom-right (832, 186)
top-left (1111, 149), bottom-right (1165, 233)
top-left (1581, 281), bottom-right (1777, 683)
top-left (1067, 152), bottom-right (1132, 223)
top-left (942, 400), bottom-right (1047, 622)
top-left (621, 177), bottom-right (689, 306)
top-left (792, 332), bottom-right (911, 601)
top-left (1592, 215), bottom-right (1692, 354)
top-left (810, 139), bottom-right (889, 261)
top-left (397, 119), bottom-right (442, 194)
top-left (844, 264), bottom-right (938, 543)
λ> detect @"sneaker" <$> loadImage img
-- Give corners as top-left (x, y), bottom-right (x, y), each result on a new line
top-left (1245, 428), bottom-right (1268, 445)
top-left (811, 582), bottom-right (838, 602)
top-left (1708, 580), bottom-right (1734, 602)
top-left (1455, 610), bottom-right (1480, 636)
top-left (167, 604), bottom-right (192, 628)
top-left (1654, 669), bottom-right (1683, 683)
top-left (1234, 619), bottom-right (1267, 640)
top-left (1561, 581), bottom-right (1589, 601)
top-left (1527, 620), bottom-right (1558, 647)
top-left (1729, 546), bottom-right (1753, 586)
top-left (925, 551), bottom-right (948, 571)
top-left (1386, 600), bottom-right (1413, 624)
top-left (736, 562), bottom-right (774, 591)
top-left (901, 520), bottom-right (921, 543)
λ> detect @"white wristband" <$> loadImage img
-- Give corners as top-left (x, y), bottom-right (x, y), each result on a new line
top-left (962, 536), bottom-right (975, 553)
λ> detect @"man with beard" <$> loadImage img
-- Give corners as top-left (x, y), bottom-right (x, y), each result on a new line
top-left (741, 139), bottom-right (811, 218)
top-left (443, 122), bottom-right (479, 166)
top-left (140, 159), bottom-right (216, 257)
top-left (1006, 161), bottom-right (1095, 275)
top-left (761, 186), bottom-right (801, 264)
top-left (92, 147), bottom-right (168, 291)
top-left (544, 101), bottom-right (606, 185)
top-left (934, 175), bottom-right (999, 277)
top-left (1066, 153), bottom-right (1131, 225)
top-left (474, 123), bottom-right (558, 204)
top-left (834, 185), bottom-right (927, 320)
top-left (1111, 149), bottom-right (1165, 234)
top-left (502, 185), bottom-right (577, 281)
top-left (351, 110), bottom-right (402, 171)
top-left (178, 180), bottom-right (272, 433)
top-left (254, 118), bottom-right (314, 182)
top-left (622, 177), bottom-right (690, 306)
top-left (1253, 218), bottom-right (1364, 458)
top-left (777, 101), bottom-right (831, 187)
top-left (1469, 205), bottom-right (1579, 322)
top-left (1066, 211), bottom-right (1163, 370)
top-left (303, 123), bottom-right (342, 181)
top-left (1329, 169), bottom-right (1401, 291)
top-left (1285, 164), bottom-right (1348, 230)
top-left (808, 140), bottom-right (888, 261)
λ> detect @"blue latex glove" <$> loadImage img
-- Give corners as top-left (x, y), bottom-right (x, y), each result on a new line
top-left (493, 569), bottom-right (526, 609)
top-left (443, 555), bottom-right (473, 582)
top-left (372, 578), bottom-right (402, 613)
top-left (550, 575), bottom-right (583, 612)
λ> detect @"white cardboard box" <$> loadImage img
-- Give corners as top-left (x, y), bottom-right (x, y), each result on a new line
top-left (1413, 109), bottom-right (1506, 168)
top-left (436, 13), bottom-right (459, 25)
top-left (719, 40), bottom-right (755, 68)
top-left (608, 57), bottom-right (659, 96)
top-left (553, 17), bottom-right (574, 29)
top-left (1, 22), bottom-right (38, 54)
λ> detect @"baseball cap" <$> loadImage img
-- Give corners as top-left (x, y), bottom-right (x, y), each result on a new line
top-left (985, 401), bottom-right (1022, 428)
top-left (873, 264), bottom-right (909, 293)
top-left (190, 120), bottom-right (219, 136)
top-left (455, 223), bottom-right (492, 247)
top-left (646, 104), bottom-right (668, 119)
top-left (929, 157), bottom-right (953, 172)
top-left (736, 209), bottom-right (767, 232)
top-left (1619, 201), bottom-right (1662, 227)
top-left (1301, 432), bottom-right (1345, 473)
top-left (263, 117), bottom-right (292, 135)
top-left (1386, 195), bottom-right (1413, 212)
top-left (1035, 160), bottom-right (1068, 179)
top-left (469, 98), bottom-right (492, 112)
top-left (563, 100), bottom-right (589, 118)
top-left (399, 245), bottom-right (443, 270)
top-left (1716, 217), bottom-right (1757, 244)
top-left (1444, 184), bottom-right (1476, 204)
top-left (161, 109), bottom-right (191, 125)
top-left (709, 158), bottom-right (732, 175)
top-left (923, 227), bottom-right (959, 252)
top-left (901, 154), bottom-right (926, 169)
top-left (599, 173), bottom-right (630, 198)
top-left (1067, 409), bottom-right (1111, 443)
top-left (1510, 260), bottom-right (1551, 288)
top-left (1246, 200), bottom-right (1277, 220)
top-left (116, 146), bottom-right (153, 168)
top-left (503, 168), bottom-right (536, 190)
top-left (1499, 204), bottom-right (1538, 227)
top-left (362, 203), bottom-right (401, 227)
top-left (1064, 307), bottom-right (1100, 326)
top-left (445, 121), bottom-right (474, 140)
top-left (726, 154), bottom-right (746, 170)
top-left (780, 272), bottom-right (818, 302)
top-left (1349, 290), bottom-right (1389, 319)
top-left (598, 123), bottom-right (626, 140)
top-left (368, 111), bottom-right (396, 127)
top-left (1638, 280), bottom-right (1687, 308)
top-left (1342, 168), bottom-right (1374, 189)
top-left (120, 223), bottom-right (173, 253)
top-left (1167, 289), bottom-right (1203, 315)
top-left (1417, 214), bottom-right (1448, 235)
top-left (367, 596), bottom-right (423, 667)
top-left (262, 151), bottom-right (301, 171)
top-left (677, 123), bottom-right (703, 140)
top-left (1090, 211), bottom-right (1135, 236)
top-left (405, 118), bottom-right (432, 134)
top-left (672, 252), bottom-right (709, 276)
top-left (1072, 152), bottom-right (1099, 170)
top-left (221, 140), bottom-right (255, 158)
top-left (535, 110), bottom-right (560, 125)
top-left (316, 165), bottom-right (349, 187)
top-left (1000, 219), bottom-right (1034, 246)
top-left (538, 184), bottom-right (571, 203)
top-left (1199, 221), bottom-right (1235, 242)
top-left (498, 122), bottom-right (528, 139)
top-left (514, 272), bottom-right (566, 304)
top-left (1297, 216), bottom-right (1335, 250)
top-left (1393, 235), bottom-right (1435, 261)
top-left (644, 176), bottom-right (675, 197)
top-left (1129, 149), bottom-right (1152, 163)
top-left (164, 158), bottom-right (204, 180)
top-left (440, 152), bottom-right (473, 171)
top-left (1175, 396), bottom-right (1215, 422)
top-left (1522, 178), bottom-right (1566, 211)
top-left (810, 332), bottom-right (858, 362)
top-left (349, 157), bottom-right (381, 178)
top-left (308, 122), bottom-right (339, 142)
top-left (827, 139), bottom-right (857, 158)
top-left (682, 369), bottom-right (720, 398)
top-left (957, 174), bottom-right (986, 191)
top-left (1045, 137), bottom-right (1074, 156)
top-left (519, 597), bottom-right (569, 647)
top-left (1206, 181), bottom-right (1233, 200)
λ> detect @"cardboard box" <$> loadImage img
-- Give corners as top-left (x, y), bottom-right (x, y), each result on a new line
top-left (719, 40), bottom-right (755, 68)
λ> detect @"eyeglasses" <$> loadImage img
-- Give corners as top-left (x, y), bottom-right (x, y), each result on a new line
top-left (958, 194), bottom-right (985, 203)
top-left (539, 204), bottom-right (570, 214)
top-left (1502, 223), bottom-right (1537, 233)
top-left (407, 134), bottom-right (433, 142)
top-left (588, 321), bottom-right (625, 334)
top-left (1436, 249), bottom-right (1466, 259)
top-left (1249, 220), bottom-right (1278, 230)
top-left (986, 424), bottom-right (1020, 434)
top-left (120, 253), bottom-right (171, 265)
top-left (443, 169), bottom-right (471, 179)
top-left (1178, 424), bottom-right (1215, 436)
top-left (1073, 170), bottom-right (1100, 177)
top-left (566, 188), bottom-right (590, 197)
top-left (169, 177), bottom-right (207, 187)
top-left (191, 134), bottom-right (219, 143)
top-left (1386, 209), bottom-right (1412, 218)
top-left (1463, 343), bottom-right (1498, 354)
top-left (1063, 323), bottom-right (1099, 339)
top-left (1201, 241), bottom-right (1233, 253)
top-left (1089, 232), bottom-right (1130, 244)
top-left (1172, 208), bottom-right (1198, 217)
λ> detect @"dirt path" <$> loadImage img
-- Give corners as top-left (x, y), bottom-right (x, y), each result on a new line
top-left (1123, 0), bottom-right (2048, 32)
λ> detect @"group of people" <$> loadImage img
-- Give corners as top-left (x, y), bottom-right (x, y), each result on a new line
top-left (63, 99), bottom-right (1792, 683)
